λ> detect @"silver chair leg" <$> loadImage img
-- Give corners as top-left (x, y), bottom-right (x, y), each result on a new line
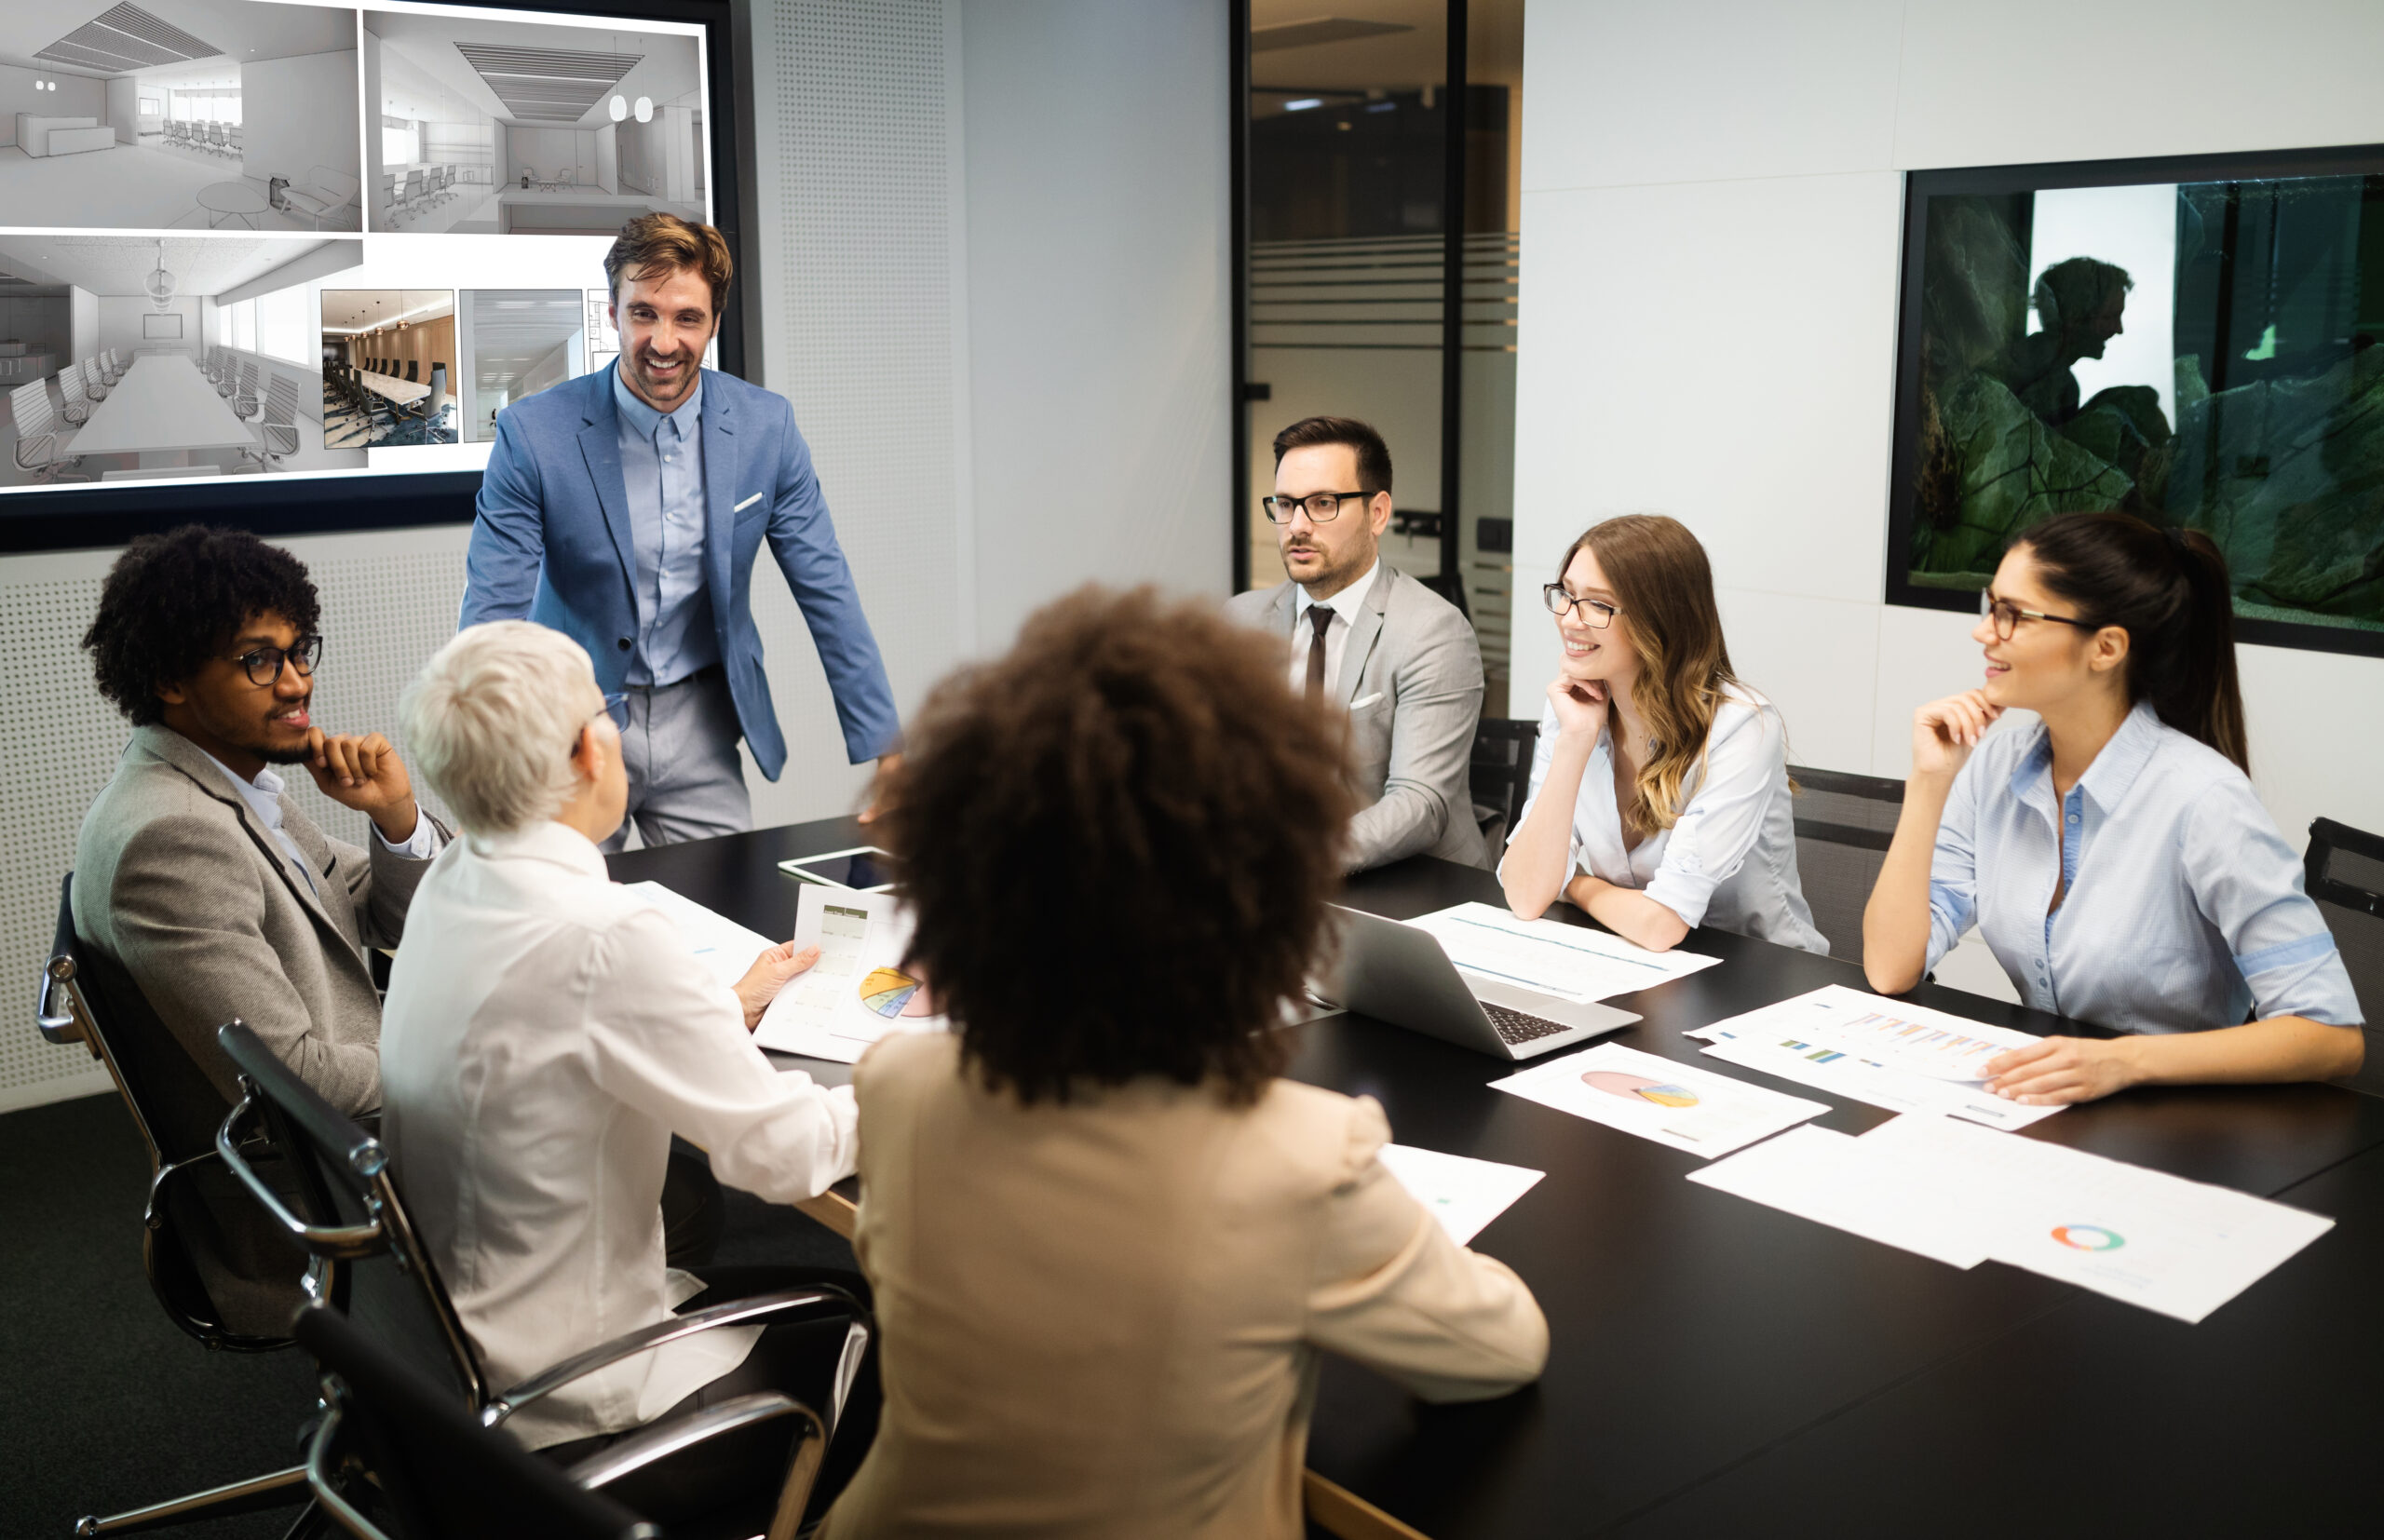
top-left (74, 1465), bottom-right (311, 1536)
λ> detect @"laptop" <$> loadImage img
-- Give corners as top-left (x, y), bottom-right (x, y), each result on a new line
top-left (1311, 905), bottom-right (1640, 1060)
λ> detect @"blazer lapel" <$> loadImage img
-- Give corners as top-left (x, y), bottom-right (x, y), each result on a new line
top-left (1335, 569), bottom-right (1390, 708)
top-left (578, 370), bottom-right (639, 586)
top-left (138, 730), bottom-right (359, 958)
top-left (698, 373), bottom-right (738, 607)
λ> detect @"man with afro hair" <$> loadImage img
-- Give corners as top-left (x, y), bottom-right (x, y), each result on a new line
top-left (74, 525), bottom-right (444, 1117)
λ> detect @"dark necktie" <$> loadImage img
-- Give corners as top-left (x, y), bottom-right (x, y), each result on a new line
top-left (1305, 603), bottom-right (1336, 702)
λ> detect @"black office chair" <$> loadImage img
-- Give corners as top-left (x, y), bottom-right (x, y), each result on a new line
top-left (2305, 817), bottom-right (2384, 1098)
top-left (1786, 766), bottom-right (1905, 966)
top-left (213, 1021), bottom-right (861, 1539)
top-left (404, 359), bottom-right (419, 385)
top-left (1470, 717), bottom-right (1539, 858)
top-left (292, 1304), bottom-right (668, 1540)
top-left (37, 876), bottom-right (325, 1536)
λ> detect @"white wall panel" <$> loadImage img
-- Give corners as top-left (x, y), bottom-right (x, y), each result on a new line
top-left (1524, 0), bottom-right (1903, 193)
top-left (1518, 0), bottom-right (2384, 872)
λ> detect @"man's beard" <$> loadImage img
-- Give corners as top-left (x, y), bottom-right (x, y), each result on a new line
top-left (259, 744), bottom-right (314, 766)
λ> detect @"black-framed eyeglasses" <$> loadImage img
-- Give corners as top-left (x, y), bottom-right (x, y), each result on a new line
top-left (1542, 584), bottom-right (1620, 629)
top-left (1262, 491), bottom-right (1369, 524)
top-left (1979, 590), bottom-right (2093, 642)
top-left (227, 637), bottom-right (322, 687)
top-left (598, 692), bottom-right (630, 731)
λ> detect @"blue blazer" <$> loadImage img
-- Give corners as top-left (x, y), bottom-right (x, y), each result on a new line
top-left (461, 366), bottom-right (899, 779)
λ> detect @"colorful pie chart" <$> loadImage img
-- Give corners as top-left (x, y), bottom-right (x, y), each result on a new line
top-left (859, 966), bottom-right (930, 1019)
top-left (1581, 1070), bottom-right (1700, 1108)
top-left (2051, 1223), bottom-right (2124, 1252)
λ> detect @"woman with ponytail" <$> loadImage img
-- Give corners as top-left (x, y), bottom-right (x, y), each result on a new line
top-left (1863, 511), bottom-right (2362, 1103)
top-left (1501, 515), bottom-right (1824, 954)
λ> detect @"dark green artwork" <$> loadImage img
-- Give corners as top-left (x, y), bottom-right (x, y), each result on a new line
top-left (1906, 176), bottom-right (2384, 640)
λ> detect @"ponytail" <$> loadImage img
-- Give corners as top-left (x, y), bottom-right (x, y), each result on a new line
top-left (2012, 513), bottom-right (2249, 773)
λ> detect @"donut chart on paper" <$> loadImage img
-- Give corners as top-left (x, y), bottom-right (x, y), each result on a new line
top-left (2052, 1224), bottom-right (2125, 1252)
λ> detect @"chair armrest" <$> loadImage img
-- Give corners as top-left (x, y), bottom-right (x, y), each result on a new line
top-left (215, 1093), bottom-right (385, 1258)
top-left (563, 1390), bottom-right (820, 1490)
top-left (483, 1287), bottom-right (861, 1428)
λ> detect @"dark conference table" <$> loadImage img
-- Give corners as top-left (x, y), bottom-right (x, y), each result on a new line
top-left (612, 817), bottom-right (2384, 1539)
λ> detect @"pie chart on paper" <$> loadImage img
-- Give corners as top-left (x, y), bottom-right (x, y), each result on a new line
top-left (858, 966), bottom-right (934, 1019)
top-left (1581, 1070), bottom-right (1700, 1108)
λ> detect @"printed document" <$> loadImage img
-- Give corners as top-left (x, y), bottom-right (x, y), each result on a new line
top-left (755, 885), bottom-right (947, 1062)
top-left (1686, 1125), bottom-right (1988, 1268)
top-left (1375, 1144), bottom-right (1546, 1247)
top-left (1854, 1114), bottom-right (2335, 1325)
top-left (1687, 985), bottom-right (2061, 1130)
top-left (1489, 1042), bottom-right (1825, 1158)
top-left (624, 882), bottom-right (777, 992)
top-left (1405, 901), bottom-right (1722, 1003)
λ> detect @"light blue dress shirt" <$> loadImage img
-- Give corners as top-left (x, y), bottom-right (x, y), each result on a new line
top-left (613, 362), bottom-right (720, 687)
top-left (1926, 700), bottom-right (2360, 1034)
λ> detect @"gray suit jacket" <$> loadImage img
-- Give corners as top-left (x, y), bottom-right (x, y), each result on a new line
top-left (1226, 565), bottom-right (1487, 871)
top-left (72, 724), bottom-right (442, 1116)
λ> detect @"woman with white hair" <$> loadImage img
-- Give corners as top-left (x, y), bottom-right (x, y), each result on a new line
top-left (379, 619), bottom-right (871, 1508)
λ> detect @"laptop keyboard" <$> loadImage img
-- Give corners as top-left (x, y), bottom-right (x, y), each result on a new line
top-left (1482, 1001), bottom-right (1571, 1047)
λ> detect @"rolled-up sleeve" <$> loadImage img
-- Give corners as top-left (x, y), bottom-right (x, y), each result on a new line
top-left (2181, 782), bottom-right (2363, 1026)
top-left (1924, 757), bottom-right (1984, 975)
top-left (587, 909), bottom-right (860, 1200)
top-left (1305, 1096), bottom-right (1549, 1404)
top-left (1642, 703), bottom-right (1784, 931)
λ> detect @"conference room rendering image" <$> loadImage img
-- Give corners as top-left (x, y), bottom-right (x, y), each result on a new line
top-left (0, 0), bottom-right (363, 233)
top-left (365, 7), bottom-right (705, 236)
top-left (320, 287), bottom-right (457, 447)
top-left (0, 233), bottom-right (362, 488)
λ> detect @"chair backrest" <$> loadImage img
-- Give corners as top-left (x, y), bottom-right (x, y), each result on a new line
top-left (405, 358), bottom-right (420, 384)
top-left (426, 361), bottom-right (449, 415)
top-left (294, 1304), bottom-right (662, 1540)
top-left (39, 875), bottom-right (309, 1346)
top-left (10, 378), bottom-right (59, 440)
top-left (84, 358), bottom-right (107, 390)
top-left (1469, 717), bottom-right (1538, 855)
top-left (216, 1020), bottom-right (489, 1411)
top-left (264, 371), bottom-right (300, 426)
top-left (238, 358), bottom-right (259, 394)
top-left (1786, 765), bottom-right (1905, 966)
top-left (2306, 817), bottom-right (2384, 1097)
top-left (60, 364), bottom-right (88, 402)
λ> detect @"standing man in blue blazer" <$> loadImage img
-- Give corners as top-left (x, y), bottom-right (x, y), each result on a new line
top-left (462, 214), bottom-right (899, 847)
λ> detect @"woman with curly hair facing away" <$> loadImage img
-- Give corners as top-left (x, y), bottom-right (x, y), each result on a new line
top-left (818, 587), bottom-right (1547, 1540)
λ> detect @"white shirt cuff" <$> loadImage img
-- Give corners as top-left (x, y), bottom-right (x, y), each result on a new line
top-left (375, 811), bottom-right (441, 859)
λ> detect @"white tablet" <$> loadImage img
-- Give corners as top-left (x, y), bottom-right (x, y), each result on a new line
top-left (778, 845), bottom-right (900, 894)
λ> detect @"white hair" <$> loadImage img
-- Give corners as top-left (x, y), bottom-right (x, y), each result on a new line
top-left (401, 622), bottom-right (603, 834)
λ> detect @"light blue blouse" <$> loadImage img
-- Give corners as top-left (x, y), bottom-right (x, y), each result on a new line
top-left (1927, 700), bottom-right (2361, 1034)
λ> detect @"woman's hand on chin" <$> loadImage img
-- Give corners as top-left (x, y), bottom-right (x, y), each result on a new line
top-left (1547, 674), bottom-right (1607, 744)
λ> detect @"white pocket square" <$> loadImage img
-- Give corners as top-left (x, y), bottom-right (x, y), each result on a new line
top-left (1348, 692), bottom-right (1385, 710)
top-left (734, 493), bottom-right (764, 513)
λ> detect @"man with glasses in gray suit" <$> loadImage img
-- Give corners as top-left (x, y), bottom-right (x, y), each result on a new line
top-left (1226, 416), bottom-right (1486, 871)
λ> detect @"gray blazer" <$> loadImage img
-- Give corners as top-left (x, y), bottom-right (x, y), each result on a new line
top-left (72, 724), bottom-right (442, 1116)
top-left (1226, 565), bottom-right (1487, 871)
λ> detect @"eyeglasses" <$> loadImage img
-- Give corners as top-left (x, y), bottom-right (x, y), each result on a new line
top-left (1262, 491), bottom-right (1369, 524)
top-left (597, 692), bottom-right (630, 731)
top-left (1542, 584), bottom-right (1620, 629)
top-left (1979, 590), bottom-right (2093, 642)
top-left (226, 637), bottom-right (322, 687)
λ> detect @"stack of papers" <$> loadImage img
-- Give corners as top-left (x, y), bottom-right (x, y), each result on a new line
top-left (1687, 985), bottom-right (2060, 1130)
top-left (1404, 902), bottom-right (1721, 1002)
top-left (625, 882), bottom-right (778, 991)
top-left (1690, 1113), bottom-right (2336, 1322)
top-left (1375, 1145), bottom-right (1545, 1246)
top-left (1490, 1042), bottom-right (1826, 1157)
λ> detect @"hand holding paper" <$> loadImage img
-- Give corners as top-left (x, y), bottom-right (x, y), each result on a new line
top-left (731, 941), bottom-right (823, 1030)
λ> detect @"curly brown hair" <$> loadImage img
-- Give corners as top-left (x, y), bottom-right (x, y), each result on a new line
top-left (880, 586), bottom-right (1356, 1106)
top-left (83, 525), bottom-right (321, 726)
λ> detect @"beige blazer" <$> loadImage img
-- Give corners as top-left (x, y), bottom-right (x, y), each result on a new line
top-left (820, 1033), bottom-right (1548, 1540)
top-left (73, 724), bottom-right (440, 1116)
top-left (1225, 566), bottom-right (1487, 871)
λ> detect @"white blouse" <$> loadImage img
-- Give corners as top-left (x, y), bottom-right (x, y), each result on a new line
top-left (1503, 684), bottom-right (1827, 955)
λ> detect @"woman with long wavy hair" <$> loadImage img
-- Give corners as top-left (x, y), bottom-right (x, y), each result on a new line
top-left (1499, 514), bottom-right (1824, 954)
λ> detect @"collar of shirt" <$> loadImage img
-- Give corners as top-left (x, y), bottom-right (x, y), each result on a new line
top-left (1293, 557), bottom-right (1381, 629)
top-left (2006, 699), bottom-right (2164, 818)
top-left (611, 358), bottom-right (702, 445)
top-left (463, 819), bottom-right (612, 883)
top-left (196, 747), bottom-right (291, 832)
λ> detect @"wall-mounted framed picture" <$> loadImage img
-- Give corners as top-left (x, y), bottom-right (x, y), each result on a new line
top-left (141, 313), bottom-right (183, 340)
top-left (1889, 143), bottom-right (2384, 657)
